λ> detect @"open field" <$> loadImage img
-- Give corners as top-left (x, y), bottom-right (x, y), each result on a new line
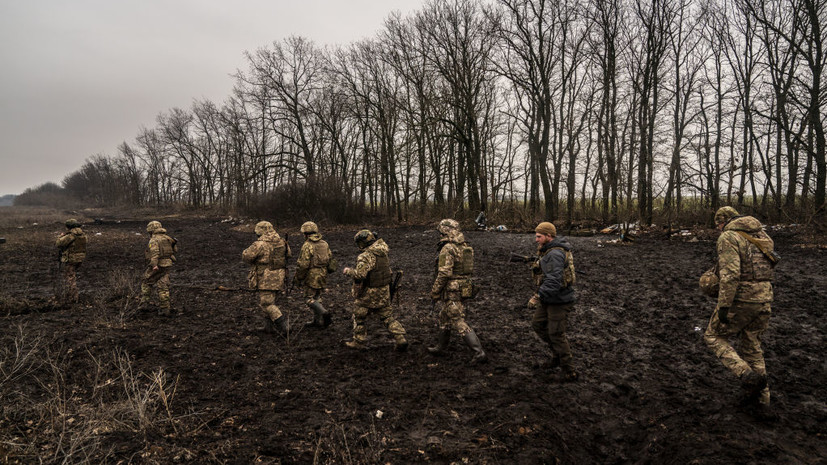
top-left (1, 215), bottom-right (825, 463)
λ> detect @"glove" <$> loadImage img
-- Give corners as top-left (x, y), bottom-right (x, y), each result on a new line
top-left (527, 295), bottom-right (540, 309)
top-left (718, 306), bottom-right (730, 324)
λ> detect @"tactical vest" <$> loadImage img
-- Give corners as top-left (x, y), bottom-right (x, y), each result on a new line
top-left (310, 240), bottom-right (331, 268)
top-left (157, 235), bottom-right (176, 261)
top-left (451, 243), bottom-right (474, 276)
top-left (552, 247), bottom-right (576, 287)
top-left (738, 233), bottom-right (773, 283)
top-left (366, 253), bottom-right (392, 287)
top-left (62, 233), bottom-right (87, 264)
top-left (269, 239), bottom-right (287, 270)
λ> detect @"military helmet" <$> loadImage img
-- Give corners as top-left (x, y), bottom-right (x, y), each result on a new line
top-left (714, 206), bottom-right (740, 226)
top-left (65, 218), bottom-right (81, 229)
top-left (146, 220), bottom-right (163, 233)
top-left (437, 218), bottom-right (460, 235)
top-left (301, 221), bottom-right (319, 234)
top-left (254, 221), bottom-right (274, 236)
top-left (354, 229), bottom-right (377, 249)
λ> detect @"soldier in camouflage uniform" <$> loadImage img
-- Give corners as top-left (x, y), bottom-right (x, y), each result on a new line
top-left (55, 219), bottom-right (87, 305)
top-left (140, 221), bottom-right (178, 316)
top-left (342, 230), bottom-right (408, 352)
top-left (427, 219), bottom-right (487, 364)
top-left (703, 206), bottom-right (776, 417)
top-left (295, 221), bottom-right (333, 328)
top-left (242, 221), bottom-right (291, 335)
top-left (527, 222), bottom-right (578, 381)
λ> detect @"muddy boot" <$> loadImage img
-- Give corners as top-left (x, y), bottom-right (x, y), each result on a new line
top-left (740, 370), bottom-right (767, 403)
top-left (273, 315), bottom-right (290, 336)
top-left (345, 340), bottom-right (367, 350)
top-left (463, 330), bottom-right (488, 365)
top-left (394, 335), bottom-right (409, 353)
top-left (307, 302), bottom-right (330, 328)
top-left (559, 365), bottom-right (578, 382)
top-left (427, 329), bottom-right (451, 356)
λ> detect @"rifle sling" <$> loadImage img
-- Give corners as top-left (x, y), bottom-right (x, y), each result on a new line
top-left (735, 231), bottom-right (777, 264)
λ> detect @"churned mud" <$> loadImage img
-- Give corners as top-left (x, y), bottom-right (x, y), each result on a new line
top-left (1, 218), bottom-right (825, 463)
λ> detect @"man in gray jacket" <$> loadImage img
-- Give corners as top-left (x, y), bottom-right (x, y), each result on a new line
top-left (528, 221), bottom-right (578, 381)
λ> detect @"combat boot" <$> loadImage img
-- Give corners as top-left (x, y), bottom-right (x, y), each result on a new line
top-left (307, 302), bottom-right (330, 328)
top-left (394, 335), bottom-right (409, 352)
top-left (345, 340), bottom-right (367, 350)
top-left (463, 330), bottom-right (488, 365)
top-left (427, 328), bottom-right (451, 356)
top-left (740, 370), bottom-right (767, 401)
top-left (273, 315), bottom-right (290, 336)
top-left (560, 365), bottom-right (578, 382)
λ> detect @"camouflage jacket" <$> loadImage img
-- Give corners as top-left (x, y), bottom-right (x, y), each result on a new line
top-left (344, 239), bottom-right (391, 308)
top-left (431, 231), bottom-right (470, 300)
top-left (296, 233), bottom-right (330, 289)
top-left (717, 216), bottom-right (774, 307)
top-left (145, 229), bottom-right (176, 268)
top-left (242, 231), bottom-right (291, 291)
top-left (56, 227), bottom-right (87, 264)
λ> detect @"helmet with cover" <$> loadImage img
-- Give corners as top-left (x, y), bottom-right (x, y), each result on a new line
top-left (146, 220), bottom-right (163, 233)
top-left (65, 218), bottom-right (81, 229)
top-left (254, 221), bottom-right (274, 236)
top-left (437, 218), bottom-right (460, 236)
top-left (301, 221), bottom-right (319, 234)
top-left (354, 229), bottom-right (377, 249)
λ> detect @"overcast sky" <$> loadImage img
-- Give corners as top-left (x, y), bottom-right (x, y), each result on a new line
top-left (0, 0), bottom-right (425, 196)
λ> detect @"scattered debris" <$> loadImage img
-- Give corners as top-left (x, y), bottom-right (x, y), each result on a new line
top-left (496, 225), bottom-right (508, 232)
top-left (375, 409), bottom-right (384, 419)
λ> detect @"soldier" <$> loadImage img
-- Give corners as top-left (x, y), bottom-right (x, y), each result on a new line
top-left (295, 221), bottom-right (334, 328)
top-left (242, 221), bottom-right (291, 335)
top-left (342, 230), bottom-right (408, 352)
top-left (703, 206), bottom-right (776, 419)
top-left (427, 219), bottom-right (487, 365)
top-left (139, 220), bottom-right (178, 316)
top-left (527, 222), bottom-right (578, 381)
top-left (55, 218), bottom-right (87, 305)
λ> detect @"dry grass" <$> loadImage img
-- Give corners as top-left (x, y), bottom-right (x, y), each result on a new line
top-left (0, 326), bottom-right (192, 463)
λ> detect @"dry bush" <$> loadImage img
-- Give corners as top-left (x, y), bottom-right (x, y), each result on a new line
top-left (91, 269), bottom-right (142, 328)
top-left (312, 417), bottom-right (386, 465)
top-left (0, 327), bottom-right (189, 463)
top-left (247, 177), bottom-right (364, 225)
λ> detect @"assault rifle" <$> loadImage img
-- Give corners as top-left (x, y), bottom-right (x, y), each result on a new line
top-left (508, 252), bottom-right (588, 275)
top-left (282, 233), bottom-right (290, 292)
top-left (389, 270), bottom-right (404, 301)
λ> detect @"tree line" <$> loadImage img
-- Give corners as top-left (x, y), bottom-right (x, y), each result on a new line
top-left (21, 0), bottom-right (827, 226)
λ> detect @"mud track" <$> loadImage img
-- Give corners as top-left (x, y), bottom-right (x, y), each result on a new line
top-left (1, 219), bottom-right (825, 463)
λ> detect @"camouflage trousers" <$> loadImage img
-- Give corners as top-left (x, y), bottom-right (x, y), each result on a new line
top-left (303, 286), bottom-right (323, 306)
top-left (436, 298), bottom-right (472, 337)
top-left (58, 263), bottom-right (80, 304)
top-left (532, 303), bottom-right (574, 368)
top-left (258, 291), bottom-right (283, 321)
top-left (351, 305), bottom-right (406, 344)
top-left (141, 266), bottom-right (171, 310)
top-left (704, 302), bottom-right (771, 405)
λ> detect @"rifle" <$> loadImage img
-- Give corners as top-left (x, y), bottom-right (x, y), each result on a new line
top-left (282, 233), bottom-right (290, 292)
top-left (508, 252), bottom-right (588, 275)
top-left (389, 270), bottom-right (404, 301)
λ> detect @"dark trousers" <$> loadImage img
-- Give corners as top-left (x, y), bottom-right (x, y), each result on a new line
top-left (531, 303), bottom-right (574, 367)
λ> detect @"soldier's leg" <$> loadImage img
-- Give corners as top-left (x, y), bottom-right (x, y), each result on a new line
top-left (377, 305), bottom-right (407, 350)
top-left (140, 267), bottom-right (161, 306)
top-left (531, 304), bottom-right (553, 346)
top-left (347, 305), bottom-right (370, 347)
top-left (739, 304), bottom-right (772, 405)
top-left (446, 300), bottom-right (486, 364)
top-left (547, 303), bottom-right (573, 368)
top-left (260, 291), bottom-right (288, 334)
top-left (306, 288), bottom-right (330, 327)
top-left (704, 305), bottom-right (755, 378)
top-left (156, 268), bottom-right (171, 315)
top-left (67, 264), bottom-right (79, 303)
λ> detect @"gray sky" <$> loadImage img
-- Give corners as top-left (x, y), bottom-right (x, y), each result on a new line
top-left (0, 0), bottom-right (425, 196)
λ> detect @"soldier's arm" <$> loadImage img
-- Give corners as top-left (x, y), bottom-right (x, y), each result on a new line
top-left (55, 233), bottom-right (73, 248)
top-left (349, 253), bottom-right (375, 280)
top-left (241, 242), bottom-right (261, 264)
top-left (716, 232), bottom-right (741, 308)
top-left (296, 242), bottom-right (312, 270)
top-left (148, 239), bottom-right (160, 268)
top-left (431, 248), bottom-right (455, 295)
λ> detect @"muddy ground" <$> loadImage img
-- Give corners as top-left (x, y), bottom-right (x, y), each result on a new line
top-left (0, 216), bottom-right (825, 464)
